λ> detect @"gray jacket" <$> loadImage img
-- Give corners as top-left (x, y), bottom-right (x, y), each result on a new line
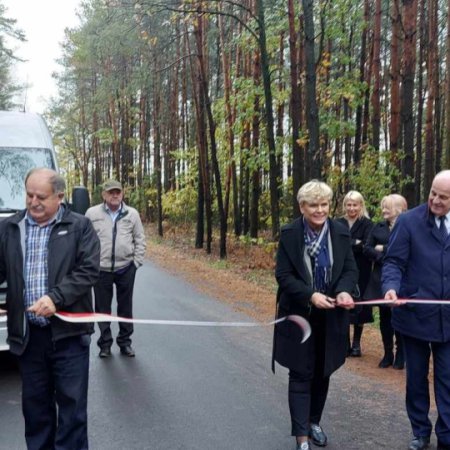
top-left (85, 202), bottom-right (146, 271)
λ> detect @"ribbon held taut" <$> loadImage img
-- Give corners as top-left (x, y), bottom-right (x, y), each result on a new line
top-left (356, 299), bottom-right (450, 306)
top-left (55, 312), bottom-right (312, 343)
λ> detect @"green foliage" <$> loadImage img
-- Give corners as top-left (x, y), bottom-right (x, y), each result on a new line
top-left (238, 234), bottom-right (266, 246)
top-left (161, 184), bottom-right (198, 225)
top-left (278, 176), bottom-right (295, 224)
top-left (127, 183), bottom-right (152, 216)
top-left (91, 184), bottom-right (104, 206)
top-left (328, 148), bottom-right (411, 221)
top-left (0, 5), bottom-right (26, 108)
top-left (94, 128), bottom-right (114, 145)
top-left (238, 233), bottom-right (278, 255)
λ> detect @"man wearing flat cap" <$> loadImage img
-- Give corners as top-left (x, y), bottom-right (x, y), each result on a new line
top-left (85, 180), bottom-right (146, 358)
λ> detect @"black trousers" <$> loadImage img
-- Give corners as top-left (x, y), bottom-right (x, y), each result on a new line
top-left (379, 305), bottom-right (404, 355)
top-left (288, 370), bottom-right (330, 437)
top-left (288, 311), bottom-right (330, 437)
top-left (94, 264), bottom-right (137, 349)
top-left (18, 324), bottom-right (90, 450)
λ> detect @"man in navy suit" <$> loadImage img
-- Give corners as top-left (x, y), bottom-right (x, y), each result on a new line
top-left (383, 170), bottom-right (450, 450)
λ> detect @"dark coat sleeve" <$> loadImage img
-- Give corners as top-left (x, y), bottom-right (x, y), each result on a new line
top-left (275, 227), bottom-right (314, 311)
top-left (47, 216), bottom-right (100, 309)
top-left (333, 238), bottom-right (359, 296)
top-left (363, 222), bottom-right (388, 263)
top-left (381, 215), bottom-right (410, 296)
top-left (351, 217), bottom-right (373, 254)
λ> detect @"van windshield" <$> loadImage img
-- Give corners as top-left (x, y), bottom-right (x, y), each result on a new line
top-left (0, 148), bottom-right (56, 211)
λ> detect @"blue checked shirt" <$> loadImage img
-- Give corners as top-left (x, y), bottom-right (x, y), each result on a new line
top-left (24, 207), bottom-right (64, 326)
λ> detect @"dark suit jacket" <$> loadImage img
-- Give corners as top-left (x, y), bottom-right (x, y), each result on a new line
top-left (272, 217), bottom-right (358, 377)
top-left (382, 203), bottom-right (450, 342)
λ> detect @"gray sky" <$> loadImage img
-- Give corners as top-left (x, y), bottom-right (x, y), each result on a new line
top-left (3, 0), bottom-right (81, 113)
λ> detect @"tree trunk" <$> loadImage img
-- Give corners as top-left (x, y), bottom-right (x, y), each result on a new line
top-left (288, 0), bottom-right (303, 218)
top-left (415, 0), bottom-right (426, 204)
top-left (194, 13), bottom-right (227, 258)
top-left (250, 50), bottom-right (261, 239)
top-left (354, 0), bottom-right (369, 165)
top-left (400, 0), bottom-right (418, 206)
top-left (389, 0), bottom-right (401, 171)
top-left (218, 10), bottom-right (239, 238)
top-left (301, 0), bottom-right (320, 179)
top-left (370, 0), bottom-right (382, 151)
top-left (255, 0), bottom-right (280, 239)
top-left (446, 0), bottom-right (450, 167)
top-left (424, 0), bottom-right (437, 194)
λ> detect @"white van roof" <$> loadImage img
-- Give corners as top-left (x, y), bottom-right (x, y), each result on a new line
top-left (0, 111), bottom-right (53, 149)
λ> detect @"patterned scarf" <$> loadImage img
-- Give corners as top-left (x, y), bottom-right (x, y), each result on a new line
top-left (304, 219), bottom-right (331, 293)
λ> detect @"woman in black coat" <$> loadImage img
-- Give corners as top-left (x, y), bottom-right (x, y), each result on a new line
top-left (363, 193), bottom-right (407, 369)
top-left (337, 191), bottom-right (374, 357)
top-left (273, 180), bottom-right (358, 450)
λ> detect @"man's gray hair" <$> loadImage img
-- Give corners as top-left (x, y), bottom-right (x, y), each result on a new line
top-left (25, 168), bottom-right (66, 194)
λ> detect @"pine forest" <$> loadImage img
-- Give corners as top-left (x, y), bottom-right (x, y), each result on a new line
top-left (1, 0), bottom-right (449, 257)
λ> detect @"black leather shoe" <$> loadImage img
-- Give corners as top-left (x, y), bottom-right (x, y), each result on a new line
top-left (99, 347), bottom-right (111, 358)
top-left (378, 353), bottom-right (394, 368)
top-left (408, 436), bottom-right (430, 450)
top-left (309, 423), bottom-right (327, 447)
top-left (349, 346), bottom-right (362, 357)
top-left (120, 345), bottom-right (135, 357)
top-left (437, 441), bottom-right (450, 450)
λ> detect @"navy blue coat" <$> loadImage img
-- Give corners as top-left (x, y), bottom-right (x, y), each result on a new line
top-left (382, 203), bottom-right (450, 342)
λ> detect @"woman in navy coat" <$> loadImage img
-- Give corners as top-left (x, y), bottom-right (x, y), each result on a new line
top-left (337, 191), bottom-right (374, 357)
top-left (363, 194), bottom-right (407, 369)
top-left (272, 180), bottom-right (358, 450)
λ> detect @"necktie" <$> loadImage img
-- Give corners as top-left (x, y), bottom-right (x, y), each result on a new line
top-left (439, 216), bottom-right (448, 241)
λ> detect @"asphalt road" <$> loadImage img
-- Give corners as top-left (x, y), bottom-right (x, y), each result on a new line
top-left (0, 260), bottom-right (437, 449)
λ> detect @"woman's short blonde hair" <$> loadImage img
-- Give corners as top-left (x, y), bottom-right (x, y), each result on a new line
top-left (343, 190), bottom-right (369, 218)
top-left (297, 179), bottom-right (333, 205)
top-left (381, 193), bottom-right (408, 215)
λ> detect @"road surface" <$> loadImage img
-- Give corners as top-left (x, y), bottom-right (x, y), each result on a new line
top-left (0, 260), bottom-right (433, 449)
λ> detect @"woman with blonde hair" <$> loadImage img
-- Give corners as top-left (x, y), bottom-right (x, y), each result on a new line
top-left (363, 193), bottom-right (408, 369)
top-left (273, 180), bottom-right (358, 450)
top-left (337, 191), bottom-right (374, 357)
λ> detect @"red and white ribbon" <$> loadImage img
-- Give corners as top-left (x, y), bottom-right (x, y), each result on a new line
top-left (55, 312), bottom-right (312, 343)
top-left (356, 299), bottom-right (450, 306)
